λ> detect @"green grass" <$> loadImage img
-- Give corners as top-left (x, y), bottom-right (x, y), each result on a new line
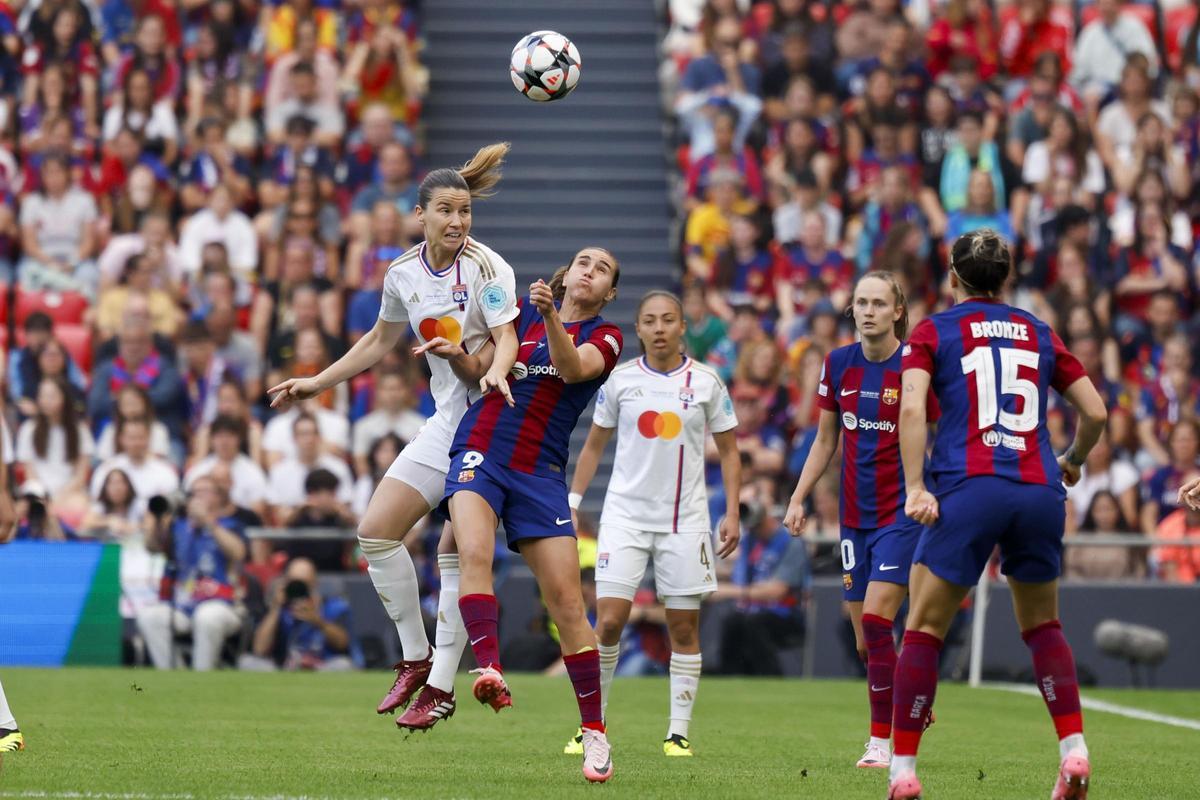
top-left (1, 668), bottom-right (1197, 798)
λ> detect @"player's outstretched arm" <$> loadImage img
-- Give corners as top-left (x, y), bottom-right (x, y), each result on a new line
top-left (567, 424), bottom-right (615, 527)
top-left (783, 409), bottom-right (839, 537)
top-left (269, 318), bottom-right (409, 408)
top-left (415, 338), bottom-right (496, 385)
top-left (712, 429), bottom-right (742, 557)
top-left (479, 321), bottom-right (518, 407)
top-left (529, 279), bottom-right (607, 384)
top-left (900, 368), bottom-right (938, 525)
top-left (1057, 376), bottom-right (1109, 487)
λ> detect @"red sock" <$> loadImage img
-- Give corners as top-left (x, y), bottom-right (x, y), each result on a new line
top-left (459, 593), bottom-right (501, 671)
top-left (891, 630), bottom-right (943, 757)
top-left (1022, 620), bottom-right (1083, 740)
top-left (563, 650), bottom-right (604, 732)
top-left (862, 614), bottom-right (897, 740)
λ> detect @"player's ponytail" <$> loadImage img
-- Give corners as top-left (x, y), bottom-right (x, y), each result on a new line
top-left (856, 271), bottom-right (909, 341)
top-left (547, 266), bottom-right (570, 301)
top-left (417, 142), bottom-right (510, 207)
top-left (949, 228), bottom-right (1011, 297)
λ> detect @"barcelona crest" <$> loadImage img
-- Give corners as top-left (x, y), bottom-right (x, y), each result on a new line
top-left (882, 387), bottom-right (899, 406)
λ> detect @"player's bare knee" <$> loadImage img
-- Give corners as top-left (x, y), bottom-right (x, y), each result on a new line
top-left (667, 621), bottom-right (698, 650)
top-left (595, 614), bottom-right (624, 644)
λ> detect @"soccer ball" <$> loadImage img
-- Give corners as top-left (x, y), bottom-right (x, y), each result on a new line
top-left (510, 30), bottom-right (581, 102)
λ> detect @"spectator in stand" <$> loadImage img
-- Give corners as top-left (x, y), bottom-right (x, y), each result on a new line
top-left (1110, 170), bottom-right (1193, 252)
top-left (102, 68), bottom-right (179, 165)
top-left (1070, 0), bottom-right (1159, 100)
top-left (17, 62), bottom-right (85, 156)
top-left (90, 416), bottom-right (180, 515)
top-left (278, 470), bottom-right (358, 572)
top-left (16, 376), bottom-right (92, 517)
top-left (348, 141), bottom-right (418, 241)
top-left (78, 466), bottom-right (140, 541)
top-left (190, 378), bottom-right (265, 469)
top-left (7, 313), bottom-right (86, 412)
top-left (682, 282), bottom-right (727, 359)
top-left (919, 86), bottom-right (958, 184)
top-left (1065, 425), bottom-right (1140, 531)
top-left (344, 201), bottom-right (408, 343)
top-left (1064, 490), bottom-right (1145, 580)
top-left (1111, 112), bottom-right (1191, 203)
top-left (353, 432), bottom-right (402, 518)
top-left (997, 0), bottom-right (1071, 83)
top-left (183, 21), bottom-right (255, 132)
top-left (177, 321), bottom-right (230, 431)
top-left (1153, 485), bottom-right (1200, 583)
top-left (105, 161), bottom-right (172, 238)
top-left (185, 414), bottom-right (269, 520)
top-left (20, 6), bottom-right (100, 138)
top-left (706, 304), bottom-right (765, 383)
top-left (243, 556), bottom-right (354, 671)
top-left (266, 414), bottom-right (354, 520)
top-left (341, 20), bottom-right (426, 127)
top-left (685, 168), bottom-right (743, 282)
top-left (261, 0), bottom-right (339, 65)
top-left (262, 282), bottom-right (345, 377)
top-left (708, 213), bottom-right (775, 322)
top-left (13, 481), bottom-right (69, 541)
top-left (113, 14), bottom-right (180, 104)
top-left (730, 384), bottom-right (787, 478)
top-left (178, 117), bottom-right (254, 211)
top-left (925, 0), bottom-right (998, 82)
top-left (761, 22), bottom-right (836, 125)
top-left (265, 62), bottom-right (344, 148)
top-left (765, 114), bottom-right (837, 197)
top-left (96, 252), bottom-right (184, 341)
top-left (97, 210), bottom-right (184, 290)
top-left (178, 183), bottom-right (258, 287)
top-left (771, 167), bottom-right (841, 247)
top-left (758, 0), bottom-right (835, 68)
top-left (350, 369), bottom-right (425, 476)
top-left (1136, 339), bottom-right (1200, 468)
top-left (260, 163), bottom-right (341, 269)
top-left (18, 151), bottom-right (99, 296)
top-left (1122, 290), bottom-right (1183, 386)
top-left (856, 165), bottom-right (929, 273)
top-left (13, 337), bottom-right (87, 418)
top-left (777, 210), bottom-right (852, 335)
top-left (204, 304), bottom-right (264, 403)
top-left (685, 105), bottom-right (764, 210)
top-left (936, 110), bottom-right (1022, 218)
top-left (1112, 205), bottom-right (1191, 339)
top-left (713, 482), bottom-right (809, 675)
top-left (1021, 107), bottom-right (1106, 210)
top-left (262, 398), bottom-right (350, 468)
top-left (257, 114), bottom-right (336, 218)
top-left (270, 327), bottom-right (347, 414)
top-left (136, 473), bottom-right (246, 671)
top-left (263, 197), bottom-right (340, 283)
top-left (1094, 59), bottom-right (1171, 177)
top-left (943, 170), bottom-right (1014, 244)
top-left (850, 18), bottom-right (929, 114)
top-left (675, 15), bottom-right (762, 161)
top-left (89, 303), bottom-right (186, 446)
top-left (733, 339), bottom-right (792, 433)
top-left (1142, 420), bottom-right (1200, 537)
top-left (339, 102), bottom-right (406, 197)
top-left (94, 383), bottom-right (172, 463)
top-left (835, 0), bottom-right (901, 85)
top-left (264, 18), bottom-right (340, 125)
top-left (1006, 73), bottom-right (1058, 170)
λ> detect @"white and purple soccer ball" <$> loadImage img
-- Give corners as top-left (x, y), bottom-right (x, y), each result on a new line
top-left (510, 30), bottom-right (581, 102)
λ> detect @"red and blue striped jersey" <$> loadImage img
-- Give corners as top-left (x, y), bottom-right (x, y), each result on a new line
top-left (817, 342), bottom-right (940, 529)
top-left (453, 298), bottom-right (623, 478)
top-left (902, 298), bottom-right (1086, 496)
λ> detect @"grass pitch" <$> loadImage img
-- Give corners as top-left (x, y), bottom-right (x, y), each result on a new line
top-left (0, 668), bottom-right (1197, 798)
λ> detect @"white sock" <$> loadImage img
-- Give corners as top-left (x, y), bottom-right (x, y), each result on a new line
top-left (1060, 733), bottom-right (1088, 761)
top-left (870, 736), bottom-right (891, 752)
top-left (426, 554), bottom-right (466, 692)
top-left (668, 652), bottom-right (702, 739)
top-left (889, 755), bottom-right (917, 782)
top-left (598, 642), bottom-right (620, 721)
top-left (360, 537), bottom-right (430, 660)
top-left (0, 677), bottom-right (15, 729)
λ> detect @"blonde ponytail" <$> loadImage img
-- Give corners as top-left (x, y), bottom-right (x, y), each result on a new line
top-left (458, 142), bottom-right (510, 198)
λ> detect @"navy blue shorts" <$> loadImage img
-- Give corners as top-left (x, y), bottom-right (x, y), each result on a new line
top-left (839, 518), bottom-right (921, 602)
top-left (913, 475), bottom-right (1065, 588)
top-left (440, 449), bottom-right (576, 553)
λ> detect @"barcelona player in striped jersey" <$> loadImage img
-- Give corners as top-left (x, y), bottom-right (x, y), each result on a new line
top-left (889, 230), bottom-right (1108, 800)
top-left (783, 271), bottom-right (938, 770)
top-left (425, 247), bottom-right (624, 783)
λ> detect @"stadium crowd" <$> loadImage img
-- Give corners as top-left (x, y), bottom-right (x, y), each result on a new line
top-left (0, 0), bottom-right (1197, 672)
top-left (667, 0), bottom-right (1200, 585)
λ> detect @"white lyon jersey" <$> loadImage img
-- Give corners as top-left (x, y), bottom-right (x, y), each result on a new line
top-left (379, 237), bottom-right (519, 470)
top-left (593, 356), bottom-right (737, 533)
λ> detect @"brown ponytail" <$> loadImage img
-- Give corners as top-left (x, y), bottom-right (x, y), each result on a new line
top-left (547, 265), bottom-right (569, 301)
top-left (417, 142), bottom-right (510, 206)
top-left (856, 270), bottom-right (910, 340)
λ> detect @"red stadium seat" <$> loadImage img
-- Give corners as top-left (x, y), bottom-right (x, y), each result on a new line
top-left (55, 324), bottom-right (93, 375)
top-left (13, 287), bottom-right (90, 328)
top-left (1166, 6), bottom-right (1198, 71)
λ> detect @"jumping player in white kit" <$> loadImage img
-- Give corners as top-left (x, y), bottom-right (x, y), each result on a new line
top-left (561, 290), bottom-right (741, 757)
top-left (269, 143), bottom-right (521, 731)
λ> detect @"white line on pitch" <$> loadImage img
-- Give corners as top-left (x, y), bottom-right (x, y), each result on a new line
top-left (984, 682), bottom-right (1200, 731)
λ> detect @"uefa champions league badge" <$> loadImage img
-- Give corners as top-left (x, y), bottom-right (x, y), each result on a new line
top-left (451, 283), bottom-right (469, 305)
top-left (482, 285), bottom-right (506, 311)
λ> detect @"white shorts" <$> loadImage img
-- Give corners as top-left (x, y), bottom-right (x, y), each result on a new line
top-left (383, 417), bottom-right (454, 509)
top-left (595, 524), bottom-right (717, 601)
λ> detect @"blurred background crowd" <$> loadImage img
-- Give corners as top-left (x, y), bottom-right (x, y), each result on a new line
top-left (0, 0), bottom-right (1197, 674)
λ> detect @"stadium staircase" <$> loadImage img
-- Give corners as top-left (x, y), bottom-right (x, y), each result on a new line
top-left (422, 0), bottom-right (674, 511)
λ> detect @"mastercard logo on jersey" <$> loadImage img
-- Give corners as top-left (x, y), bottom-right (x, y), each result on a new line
top-left (418, 316), bottom-right (462, 344)
top-left (638, 410), bottom-right (682, 440)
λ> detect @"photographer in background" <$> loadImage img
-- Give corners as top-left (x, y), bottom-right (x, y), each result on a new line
top-left (712, 480), bottom-right (811, 675)
top-left (135, 474), bottom-right (247, 670)
top-left (13, 481), bottom-right (68, 541)
top-left (240, 557), bottom-right (354, 671)
top-left (277, 468), bottom-right (356, 572)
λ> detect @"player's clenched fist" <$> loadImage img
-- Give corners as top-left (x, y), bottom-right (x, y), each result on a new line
top-left (529, 279), bottom-right (556, 317)
top-left (905, 487), bottom-right (939, 526)
top-left (782, 498), bottom-right (807, 537)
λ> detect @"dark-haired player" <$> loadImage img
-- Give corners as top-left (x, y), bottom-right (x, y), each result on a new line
top-left (889, 229), bottom-right (1107, 800)
top-left (783, 271), bottom-right (938, 770)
